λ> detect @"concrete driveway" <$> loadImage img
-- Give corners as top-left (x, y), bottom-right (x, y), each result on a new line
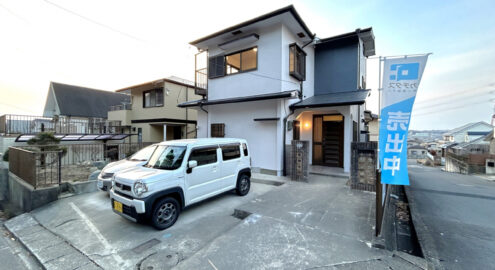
top-left (25, 182), bottom-right (277, 269)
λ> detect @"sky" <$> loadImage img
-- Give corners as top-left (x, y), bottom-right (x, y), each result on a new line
top-left (0, 0), bottom-right (494, 130)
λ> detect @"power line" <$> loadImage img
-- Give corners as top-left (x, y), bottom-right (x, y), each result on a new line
top-left (0, 2), bottom-right (29, 23)
top-left (412, 98), bottom-right (494, 117)
top-left (413, 90), bottom-right (495, 111)
top-left (42, 0), bottom-right (144, 42)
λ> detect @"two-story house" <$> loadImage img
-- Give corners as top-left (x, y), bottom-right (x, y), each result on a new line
top-left (179, 5), bottom-right (375, 175)
top-left (442, 121), bottom-right (493, 143)
top-left (109, 76), bottom-right (201, 143)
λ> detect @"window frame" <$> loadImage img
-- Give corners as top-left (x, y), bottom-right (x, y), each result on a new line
top-left (221, 143), bottom-right (241, 161)
top-left (211, 123), bottom-right (225, 138)
top-left (242, 143), bottom-right (249, 157)
top-left (289, 43), bottom-right (306, 81)
top-left (142, 88), bottom-right (164, 108)
top-left (224, 46), bottom-right (258, 76)
top-left (188, 146), bottom-right (218, 167)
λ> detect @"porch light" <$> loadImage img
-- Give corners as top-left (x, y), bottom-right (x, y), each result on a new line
top-left (304, 122), bottom-right (310, 128)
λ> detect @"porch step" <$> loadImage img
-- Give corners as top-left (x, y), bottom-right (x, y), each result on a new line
top-left (251, 173), bottom-right (288, 186)
top-left (309, 171), bottom-right (349, 179)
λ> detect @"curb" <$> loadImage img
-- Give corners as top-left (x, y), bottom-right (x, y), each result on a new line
top-left (4, 213), bottom-right (102, 270)
top-left (404, 187), bottom-right (443, 270)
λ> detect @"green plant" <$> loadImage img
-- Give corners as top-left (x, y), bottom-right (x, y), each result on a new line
top-left (27, 132), bottom-right (67, 165)
top-left (2, 149), bottom-right (8, 161)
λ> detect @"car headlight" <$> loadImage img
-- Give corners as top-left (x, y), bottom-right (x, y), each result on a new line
top-left (133, 180), bottom-right (148, 197)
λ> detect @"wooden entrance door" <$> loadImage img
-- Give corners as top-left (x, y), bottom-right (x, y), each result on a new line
top-left (313, 115), bottom-right (344, 167)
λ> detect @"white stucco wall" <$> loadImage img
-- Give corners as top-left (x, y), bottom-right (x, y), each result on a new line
top-left (207, 24), bottom-right (283, 100)
top-left (205, 100), bottom-right (281, 174)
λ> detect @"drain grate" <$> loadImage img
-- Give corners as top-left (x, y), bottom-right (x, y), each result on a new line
top-left (132, 238), bottom-right (161, 254)
top-left (232, 209), bottom-right (252, 220)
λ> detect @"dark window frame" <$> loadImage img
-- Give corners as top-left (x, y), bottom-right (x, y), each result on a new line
top-left (289, 43), bottom-right (306, 81)
top-left (143, 88), bottom-right (164, 108)
top-left (221, 143), bottom-right (241, 161)
top-left (188, 146), bottom-right (218, 167)
top-left (211, 123), bottom-right (225, 138)
top-left (242, 143), bottom-right (249, 156)
top-left (208, 46), bottom-right (258, 79)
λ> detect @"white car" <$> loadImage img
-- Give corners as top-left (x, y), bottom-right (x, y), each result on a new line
top-left (97, 144), bottom-right (158, 191)
top-left (110, 138), bottom-right (251, 230)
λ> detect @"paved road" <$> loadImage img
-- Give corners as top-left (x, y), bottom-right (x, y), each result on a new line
top-left (407, 163), bottom-right (495, 270)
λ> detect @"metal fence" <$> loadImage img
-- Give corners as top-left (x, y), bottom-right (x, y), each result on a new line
top-left (9, 147), bottom-right (61, 189)
top-left (10, 142), bottom-right (152, 188)
top-left (21, 142), bottom-right (153, 166)
top-left (0, 114), bottom-right (122, 135)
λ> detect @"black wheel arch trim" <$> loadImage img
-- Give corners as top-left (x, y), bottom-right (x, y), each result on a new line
top-left (142, 187), bottom-right (185, 218)
top-left (238, 168), bottom-right (251, 178)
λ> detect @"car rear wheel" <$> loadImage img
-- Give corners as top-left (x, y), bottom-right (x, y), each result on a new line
top-left (236, 174), bottom-right (250, 196)
top-left (151, 197), bottom-right (179, 230)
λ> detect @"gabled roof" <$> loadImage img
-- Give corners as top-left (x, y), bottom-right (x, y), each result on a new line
top-left (190, 5), bottom-right (314, 49)
top-left (290, 90), bottom-right (370, 109)
top-left (453, 135), bottom-right (489, 149)
top-left (443, 121), bottom-right (493, 136)
top-left (115, 76), bottom-right (194, 92)
top-left (50, 82), bottom-right (130, 118)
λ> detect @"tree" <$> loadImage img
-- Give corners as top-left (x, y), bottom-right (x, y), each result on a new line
top-left (27, 132), bottom-right (67, 165)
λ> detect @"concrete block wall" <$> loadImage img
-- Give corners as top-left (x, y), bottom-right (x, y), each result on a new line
top-left (350, 142), bottom-right (377, 191)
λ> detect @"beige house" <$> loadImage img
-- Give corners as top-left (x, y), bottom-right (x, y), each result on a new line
top-left (108, 77), bottom-right (201, 143)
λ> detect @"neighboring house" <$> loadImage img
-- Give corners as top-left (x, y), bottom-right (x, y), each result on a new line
top-left (442, 121), bottom-right (493, 143)
top-left (485, 127), bottom-right (495, 155)
top-left (407, 145), bottom-right (427, 159)
top-left (109, 77), bottom-right (200, 143)
top-left (364, 110), bottom-right (379, 142)
top-left (43, 82), bottom-right (130, 134)
top-left (179, 5), bottom-right (375, 175)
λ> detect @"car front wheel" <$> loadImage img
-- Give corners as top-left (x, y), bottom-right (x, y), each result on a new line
top-left (236, 174), bottom-right (250, 196)
top-left (151, 197), bottom-right (179, 230)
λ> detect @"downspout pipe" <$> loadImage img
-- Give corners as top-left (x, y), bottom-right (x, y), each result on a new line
top-left (282, 100), bottom-right (301, 176)
top-left (283, 34), bottom-right (315, 176)
top-left (199, 103), bottom-right (208, 137)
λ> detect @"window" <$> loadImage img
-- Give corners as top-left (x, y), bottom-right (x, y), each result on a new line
top-left (242, 143), bottom-right (249, 156)
top-left (189, 147), bottom-right (218, 166)
top-left (226, 47), bottom-right (257, 75)
top-left (221, 144), bottom-right (241, 161)
top-left (146, 145), bottom-right (186, 170)
top-left (211, 123), bottom-right (225, 138)
top-left (289, 43), bottom-right (306, 81)
top-left (411, 151), bottom-right (417, 155)
top-left (208, 47), bottom-right (257, 78)
top-left (143, 88), bottom-right (164, 108)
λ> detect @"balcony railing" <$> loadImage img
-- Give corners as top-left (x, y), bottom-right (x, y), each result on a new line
top-left (109, 103), bottom-right (132, 111)
top-left (0, 114), bottom-right (119, 135)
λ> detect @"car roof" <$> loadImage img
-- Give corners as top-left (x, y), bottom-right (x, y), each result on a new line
top-left (157, 138), bottom-right (247, 147)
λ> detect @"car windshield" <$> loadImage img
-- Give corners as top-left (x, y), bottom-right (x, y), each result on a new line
top-left (145, 145), bottom-right (186, 170)
top-left (129, 145), bottom-right (157, 161)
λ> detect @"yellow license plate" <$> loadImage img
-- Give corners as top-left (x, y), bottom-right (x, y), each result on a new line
top-left (113, 201), bottom-right (123, 213)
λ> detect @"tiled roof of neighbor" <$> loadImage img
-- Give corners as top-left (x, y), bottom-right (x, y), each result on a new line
top-left (443, 121), bottom-right (492, 136)
top-left (408, 145), bottom-right (427, 150)
top-left (51, 82), bottom-right (130, 118)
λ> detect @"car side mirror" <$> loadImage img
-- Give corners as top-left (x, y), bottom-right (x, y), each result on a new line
top-left (187, 160), bottom-right (197, 174)
top-left (188, 160), bottom-right (197, 169)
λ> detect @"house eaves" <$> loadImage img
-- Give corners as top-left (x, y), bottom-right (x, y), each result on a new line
top-left (316, 27), bottom-right (375, 57)
top-left (178, 90), bottom-right (298, 108)
top-left (290, 90), bottom-right (370, 109)
top-left (190, 5), bottom-right (313, 49)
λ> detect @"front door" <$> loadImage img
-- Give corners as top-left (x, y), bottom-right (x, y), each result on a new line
top-left (313, 115), bottom-right (344, 167)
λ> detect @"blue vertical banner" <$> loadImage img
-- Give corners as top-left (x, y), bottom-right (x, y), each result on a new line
top-left (379, 55), bottom-right (429, 185)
